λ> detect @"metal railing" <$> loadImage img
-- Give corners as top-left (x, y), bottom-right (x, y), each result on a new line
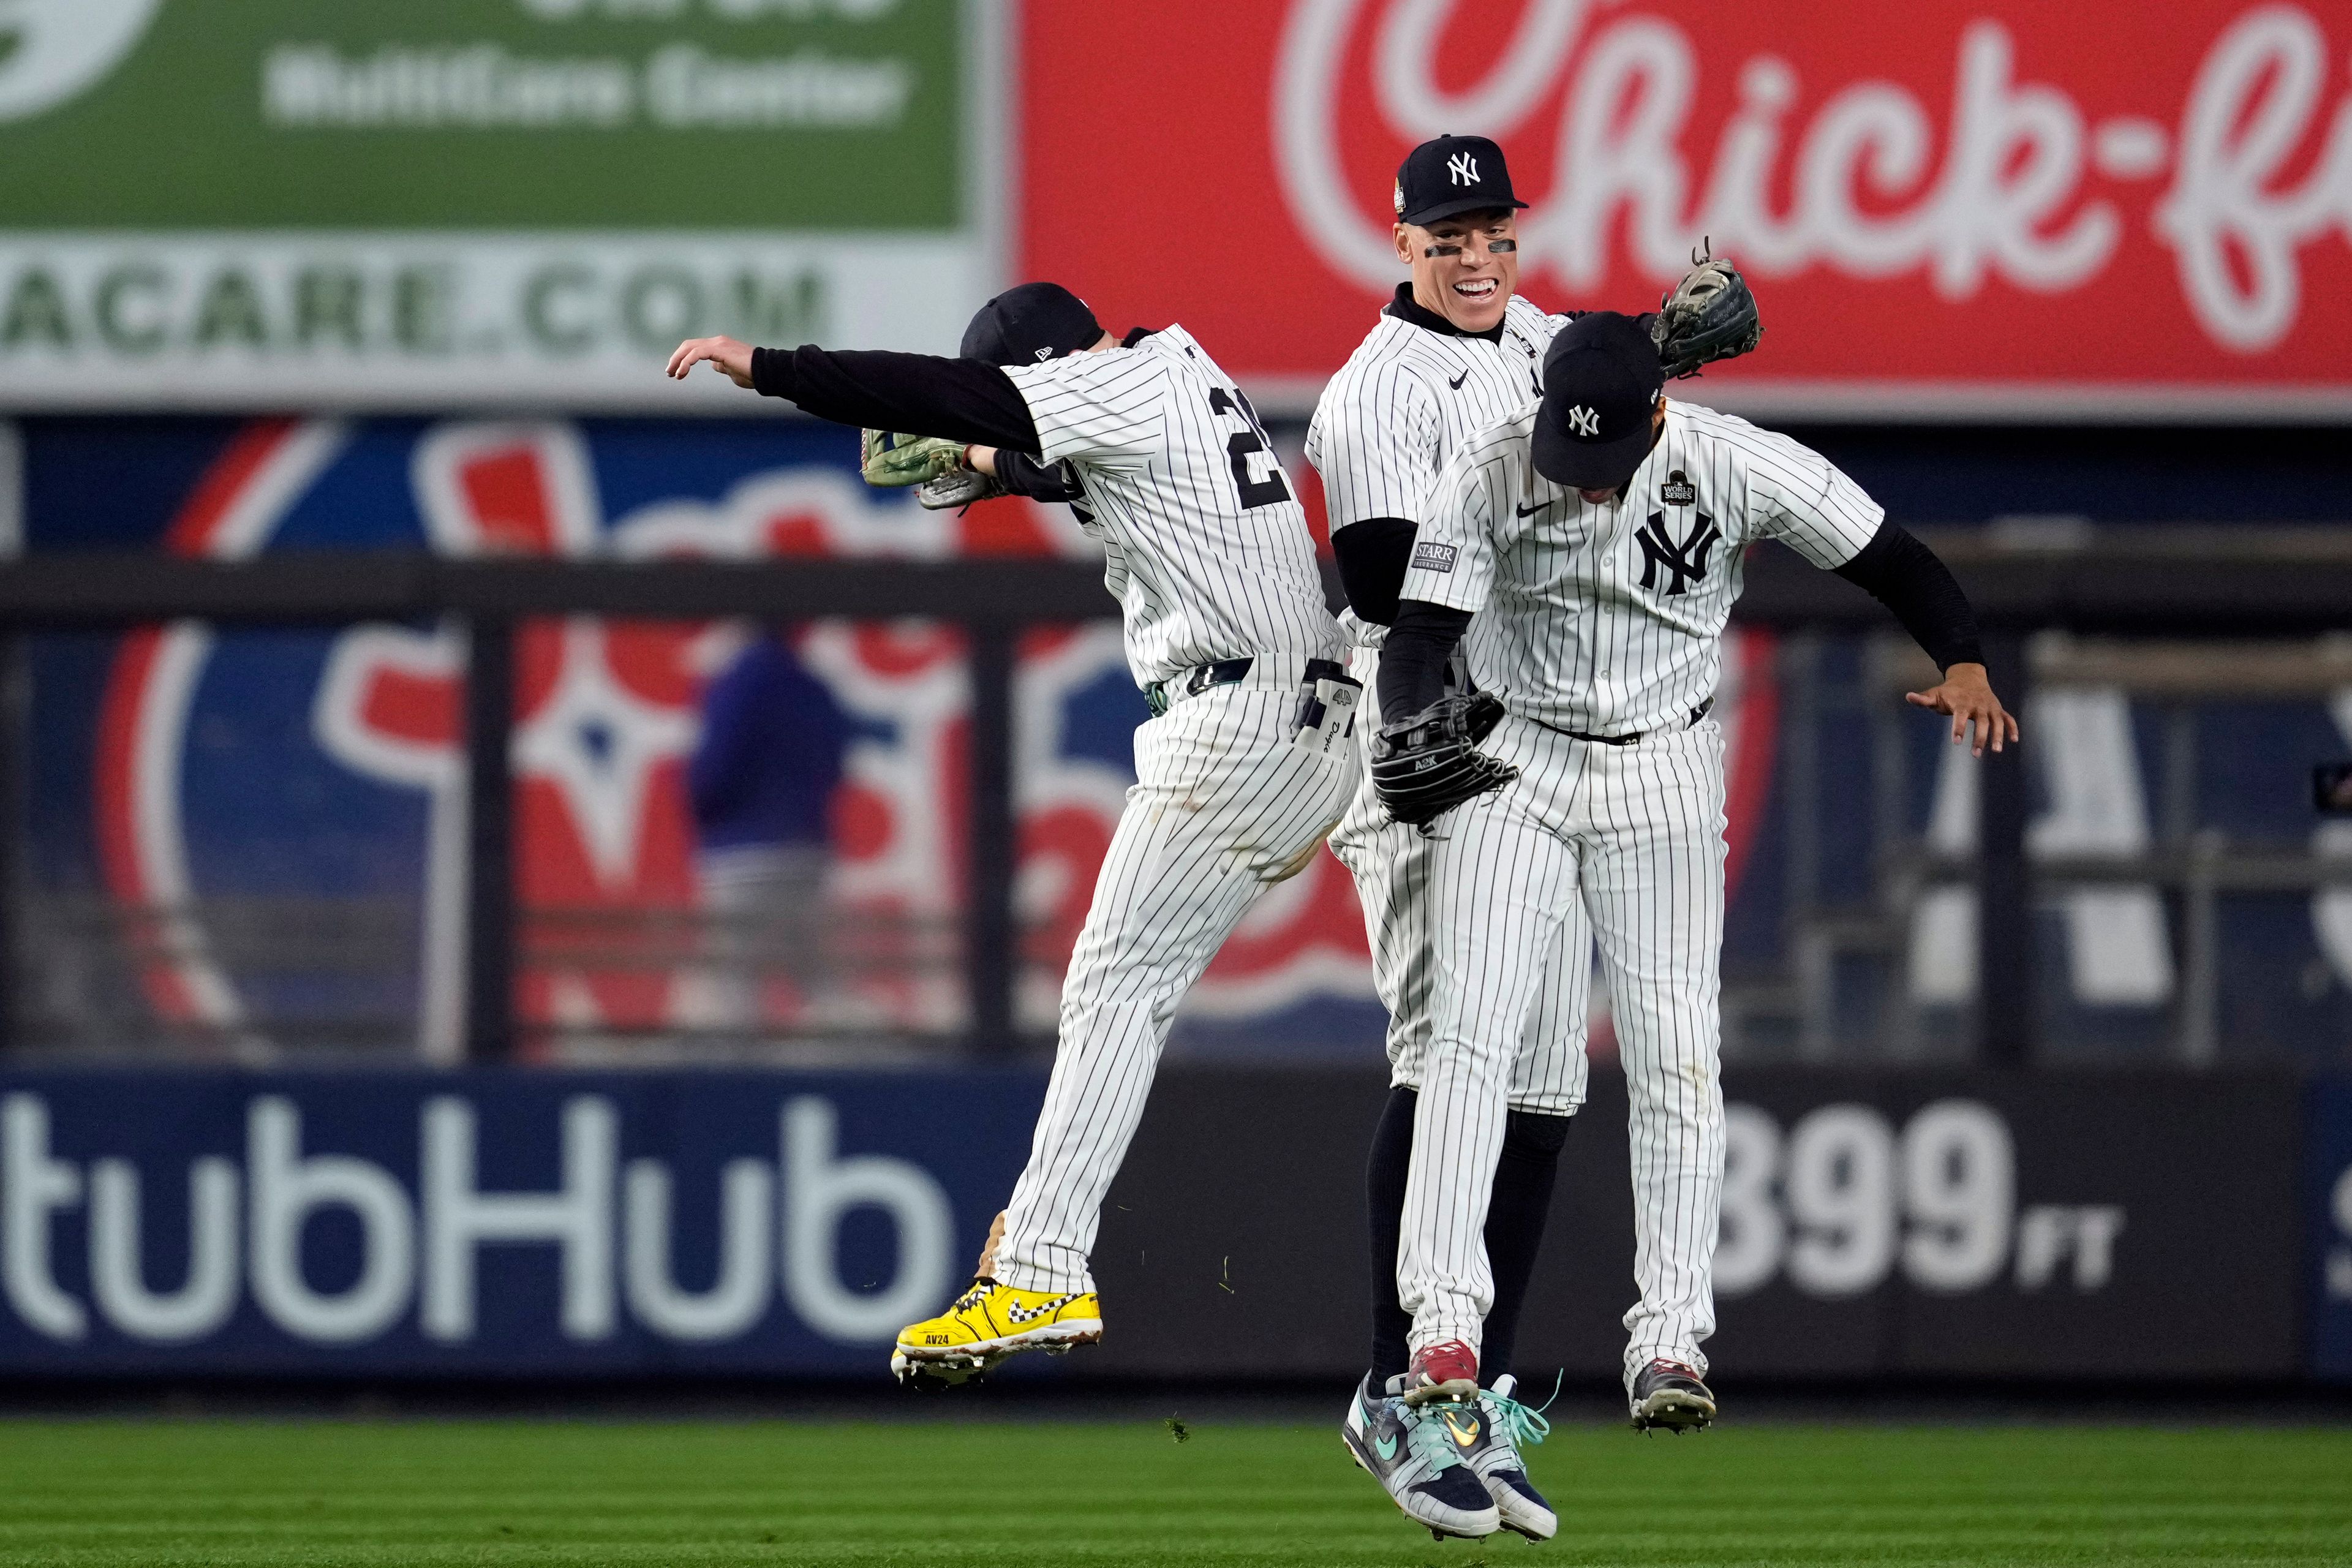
top-left (1847, 631), bottom-right (2352, 1066)
top-left (1, 531), bottom-right (2348, 1063)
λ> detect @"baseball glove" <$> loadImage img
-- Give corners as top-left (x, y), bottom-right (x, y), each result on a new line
top-left (1370, 691), bottom-right (1518, 829)
top-left (861, 428), bottom-right (970, 488)
top-left (915, 468), bottom-right (1009, 510)
top-left (1651, 242), bottom-right (1763, 379)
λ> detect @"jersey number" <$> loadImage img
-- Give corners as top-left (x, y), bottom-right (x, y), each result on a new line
top-left (1207, 386), bottom-right (1291, 510)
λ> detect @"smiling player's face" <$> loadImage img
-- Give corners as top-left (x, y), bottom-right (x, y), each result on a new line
top-left (1396, 209), bottom-right (1519, 333)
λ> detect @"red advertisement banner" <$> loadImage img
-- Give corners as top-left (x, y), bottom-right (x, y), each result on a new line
top-left (1020, 1), bottom-right (2352, 417)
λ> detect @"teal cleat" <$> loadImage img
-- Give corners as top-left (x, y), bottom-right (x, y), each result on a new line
top-left (1463, 1374), bottom-right (1558, 1540)
top-left (1340, 1371), bottom-right (1500, 1541)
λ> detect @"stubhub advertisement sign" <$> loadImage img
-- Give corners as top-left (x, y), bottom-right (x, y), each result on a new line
top-left (0, 1071), bottom-right (1040, 1374)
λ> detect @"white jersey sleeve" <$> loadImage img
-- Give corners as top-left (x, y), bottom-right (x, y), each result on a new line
top-left (1003, 350), bottom-right (1166, 473)
top-left (1395, 435), bottom-right (1507, 614)
top-left (1741, 426), bottom-right (1885, 570)
top-left (1308, 361), bottom-right (1441, 530)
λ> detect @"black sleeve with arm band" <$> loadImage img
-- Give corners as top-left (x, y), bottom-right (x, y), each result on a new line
top-left (1378, 600), bottom-right (1473, 724)
top-left (749, 345), bottom-right (1042, 454)
top-left (1832, 521), bottom-right (1985, 671)
top-left (1331, 516), bottom-right (1417, 626)
top-left (995, 451), bottom-right (1077, 503)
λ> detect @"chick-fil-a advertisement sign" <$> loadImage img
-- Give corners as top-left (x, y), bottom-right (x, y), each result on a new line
top-left (1020, 1), bottom-right (2352, 416)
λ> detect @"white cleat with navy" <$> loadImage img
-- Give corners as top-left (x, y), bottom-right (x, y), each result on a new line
top-left (1341, 1371), bottom-right (1501, 1540)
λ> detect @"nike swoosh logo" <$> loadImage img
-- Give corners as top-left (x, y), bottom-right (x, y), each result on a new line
top-left (1444, 1411), bottom-right (1480, 1447)
top-left (1003, 1293), bottom-right (1082, 1324)
top-left (1374, 1431), bottom-right (1400, 1461)
top-left (1515, 499), bottom-right (1551, 517)
top-left (1448, 370), bottom-right (1470, 390)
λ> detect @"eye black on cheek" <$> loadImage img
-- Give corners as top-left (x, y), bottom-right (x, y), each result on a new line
top-left (1487, 239), bottom-right (1517, 253)
top-left (1423, 244), bottom-right (1463, 258)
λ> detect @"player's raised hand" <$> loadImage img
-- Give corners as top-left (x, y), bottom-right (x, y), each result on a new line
top-left (666, 334), bottom-right (756, 386)
top-left (1907, 662), bottom-right (2019, 756)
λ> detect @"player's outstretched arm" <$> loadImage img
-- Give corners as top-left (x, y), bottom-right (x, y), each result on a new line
top-left (1833, 522), bottom-right (2018, 756)
top-left (1905, 663), bottom-right (2018, 757)
top-left (666, 335), bottom-right (1044, 456)
top-left (667, 334), bottom-right (756, 386)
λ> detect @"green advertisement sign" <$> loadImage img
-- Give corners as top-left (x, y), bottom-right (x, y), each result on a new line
top-left (0, 0), bottom-right (996, 409)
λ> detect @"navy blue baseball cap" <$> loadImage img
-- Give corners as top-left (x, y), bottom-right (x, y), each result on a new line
top-left (959, 282), bottom-right (1103, 366)
top-left (1394, 134), bottom-right (1529, 227)
top-left (1532, 312), bottom-right (1667, 490)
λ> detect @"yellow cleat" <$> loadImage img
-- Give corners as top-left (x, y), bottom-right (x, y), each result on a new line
top-left (891, 1278), bottom-right (1103, 1381)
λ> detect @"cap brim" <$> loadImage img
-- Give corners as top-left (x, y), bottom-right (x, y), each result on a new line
top-left (1398, 195), bottom-right (1531, 227)
top-left (1531, 416), bottom-right (1655, 491)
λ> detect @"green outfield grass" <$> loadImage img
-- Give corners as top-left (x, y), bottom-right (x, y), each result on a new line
top-left (0, 1417), bottom-right (2346, 1566)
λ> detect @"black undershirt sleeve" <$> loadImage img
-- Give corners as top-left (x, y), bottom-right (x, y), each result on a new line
top-left (995, 451), bottom-right (1077, 503)
top-left (1833, 521), bottom-right (1985, 671)
top-left (748, 345), bottom-right (1042, 454)
top-left (1378, 600), bottom-right (1474, 725)
top-left (1330, 516), bottom-right (1417, 626)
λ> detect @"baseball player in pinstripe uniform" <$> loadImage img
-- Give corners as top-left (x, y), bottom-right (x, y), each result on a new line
top-left (667, 285), bottom-right (1363, 1385)
top-left (1309, 136), bottom-right (1765, 1542)
top-left (1369, 312), bottom-right (2015, 1454)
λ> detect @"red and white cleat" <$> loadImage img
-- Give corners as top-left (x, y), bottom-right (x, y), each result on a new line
top-left (1400, 1338), bottom-right (1481, 1408)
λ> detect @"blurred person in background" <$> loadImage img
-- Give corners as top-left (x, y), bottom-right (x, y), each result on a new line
top-left (684, 629), bottom-right (852, 1038)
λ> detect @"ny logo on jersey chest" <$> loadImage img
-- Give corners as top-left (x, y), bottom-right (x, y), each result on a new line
top-left (1637, 510), bottom-right (1720, 597)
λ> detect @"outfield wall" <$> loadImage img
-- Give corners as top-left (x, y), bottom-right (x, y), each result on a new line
top-left (0, 1066), bottom-right (2342, 1384)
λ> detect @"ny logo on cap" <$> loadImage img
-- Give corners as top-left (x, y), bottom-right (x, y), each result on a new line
top-left (1566, 404), bottom-right (1599, 437)
top-left (1447, 151), bottom-right (1479, 186)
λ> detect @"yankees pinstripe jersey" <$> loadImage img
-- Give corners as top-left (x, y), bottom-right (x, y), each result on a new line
top-left (1310, 295), bottom-right (1595, 1133)
top-left (1306, 295), bottom-right (1566, 555)
top-left (1398, 401), bottom-right (1885, 734)
top-left (1005, 325), bottom-right (1343, 687)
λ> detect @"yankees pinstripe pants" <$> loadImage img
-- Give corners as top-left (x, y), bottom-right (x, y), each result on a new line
top-left (993, 671), bottom-right (1360, 1295)
top-left (1328, 647), bottom-right (1594, 1117)
top-left (1398, 714), bottom-right (1728, 1384)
